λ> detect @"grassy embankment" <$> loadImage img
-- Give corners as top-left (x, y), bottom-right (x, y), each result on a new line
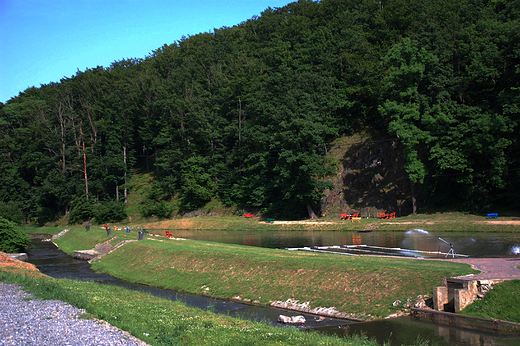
top-left (25, 211), bottom-right (520, 235)
top-left (49, 226), bottom-right (477, 320)
top-left (136, 212), bottom-right (520, 233)
top-left (0, 264), bottom-right (384, 346)
top-left (461, 280), bottom-right (520, 323)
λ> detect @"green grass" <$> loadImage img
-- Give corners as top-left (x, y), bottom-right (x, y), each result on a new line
top-left (130, 212), bottom-right (520, 233)
top-left (52, 226), bottom-right (119, 253)
top-left (41, 225), bottom-right (145, 254)
top-left (461, 280), bottom-right (520, 323)
top-left (23, 224), bottom-right (66, 235)
top-left (30, 210), bottom-right (520, 236)
top-left (374, 212), bottom-right (520, 232)
top-left (47, 226), bottom-right (477, 320)
top-left (0, 269), bottom-right (384, 346)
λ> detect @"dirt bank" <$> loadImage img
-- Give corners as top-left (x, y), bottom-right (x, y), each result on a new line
top-left (0, 252), bottom-right (38, 272)
top-left (476, 221), bottom-right (520, 225)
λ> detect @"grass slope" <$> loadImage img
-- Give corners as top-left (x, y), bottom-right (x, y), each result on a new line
top-left (460, 280), bottom-right (520, 323)
top-left (79, 232), bottom-right (477, 319)
top-left (50, 225), bottom-right (116, 254)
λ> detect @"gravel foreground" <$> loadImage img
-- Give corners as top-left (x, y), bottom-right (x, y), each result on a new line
top-left (0, 282), bottom-right (149, 346)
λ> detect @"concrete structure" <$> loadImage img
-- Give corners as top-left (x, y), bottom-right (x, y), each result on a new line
top-left (72, 249), bottom-right (99, 261)
top-left (433, 277), bottom-right (500, 312)
top-left (412, 308), bottom-right (520, 335)
top-left (432, 257), bottom-right (520, 313)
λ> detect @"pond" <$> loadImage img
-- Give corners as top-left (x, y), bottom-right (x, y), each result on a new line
top-left (153, 228), bottom-right (520, 258)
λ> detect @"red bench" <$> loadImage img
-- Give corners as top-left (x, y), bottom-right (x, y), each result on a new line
top-left (341, 213), bottom-right (359, 220)
top-left (379, 212), bottom-right (396, 219)
top-left (244, 213), bottom-right (254, 219)
top-left (165, 231), bottom-right (173, 238)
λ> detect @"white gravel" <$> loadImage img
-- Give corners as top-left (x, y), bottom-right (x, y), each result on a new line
top-left (0, 282), bottom-right (149, 346)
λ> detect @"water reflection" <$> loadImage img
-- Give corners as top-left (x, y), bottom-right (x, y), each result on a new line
top-left (159, 229), bottom-right (520, 258)
top-left (318, 316), bottom-right (519, 346)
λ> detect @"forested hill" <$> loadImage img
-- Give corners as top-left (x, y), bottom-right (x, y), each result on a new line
top-left (1, 0), bottom-right (519, 225)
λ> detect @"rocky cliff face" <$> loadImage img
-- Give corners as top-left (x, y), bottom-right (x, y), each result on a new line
top-left (320, 134), bottom-right (420, 218)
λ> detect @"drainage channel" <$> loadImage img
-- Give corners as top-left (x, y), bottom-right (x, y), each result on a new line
top-left (26, 239), bottom-right (354, 330)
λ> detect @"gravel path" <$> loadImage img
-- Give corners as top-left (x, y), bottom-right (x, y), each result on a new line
top-left (0, 282), bottom-right (149, 346)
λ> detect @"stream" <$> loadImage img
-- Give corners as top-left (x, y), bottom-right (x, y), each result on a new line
top-left (26, 230), bottom-right (520, 346)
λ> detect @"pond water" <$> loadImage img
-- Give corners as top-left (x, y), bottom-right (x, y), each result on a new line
top-left (155, 228), bottom-right (520, 258)
top-left (26, 228), bottom-right (520, 346)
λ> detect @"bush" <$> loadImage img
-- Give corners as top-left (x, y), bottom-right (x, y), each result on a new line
top-left (68, 198), bottom-right (95, 225)
top-left (141, 200), bottom-right (174, 219)
top-left (0, 217), bottom-right (31, 253)
top-left (94, 201), bottom-right (126, 224)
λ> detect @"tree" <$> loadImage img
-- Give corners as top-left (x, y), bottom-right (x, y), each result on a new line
top-left (379, 38), bottom-right (438, 213)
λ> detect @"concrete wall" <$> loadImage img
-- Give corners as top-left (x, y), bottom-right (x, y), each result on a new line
top-left (434, 278), bottom-right (503, 313)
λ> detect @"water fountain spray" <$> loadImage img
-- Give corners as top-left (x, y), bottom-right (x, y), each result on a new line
top-left (438, 237), bottom-right (455, 258)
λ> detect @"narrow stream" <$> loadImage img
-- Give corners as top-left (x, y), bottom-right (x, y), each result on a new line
top-left (27, 237), bottom-right (520, 346)
top-left (26, 239), bottom-right (351, 329)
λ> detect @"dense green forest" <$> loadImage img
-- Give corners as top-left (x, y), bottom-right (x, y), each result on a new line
top-left (1, 0), bottom-right (519, 225)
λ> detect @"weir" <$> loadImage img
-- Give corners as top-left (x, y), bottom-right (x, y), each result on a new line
top-left (286, 244), bottom-right (469, 258)
top-left (434, 277), bottom-right (505, 313)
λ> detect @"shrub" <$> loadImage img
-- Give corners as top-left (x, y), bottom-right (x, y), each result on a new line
top-left (68, 198), bottom-right (94, 224)
top-left (0, 217), bottom-right (31, 253)
top-left (94, 201), bottom-right (126, 224)
top-left (141, 200), bottom-right (173, 219)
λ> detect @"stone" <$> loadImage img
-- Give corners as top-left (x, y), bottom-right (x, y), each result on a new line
top-left (414, 300), bottom-right (426, 308)
top-left (392, 300), bottom-right (401, 307)
top-left (6, 253), bottom-right (28, 261)
top-left (277, 315), bottom-right (306, 324)
top-left (73, 249), bottom-right (99, 261)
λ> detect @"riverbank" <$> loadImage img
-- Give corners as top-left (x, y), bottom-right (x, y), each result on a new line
top-left (0, 254), bottom-right (383, 346)
top-left (139, 212), bottom-right (520, 233)
top-left (49, 227), bottom-right (477, 320)
top-left (24, 211), bottom-right (520, 236)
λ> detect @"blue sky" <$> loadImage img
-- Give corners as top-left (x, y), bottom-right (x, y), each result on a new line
top-left (0, 0), bottom-right (291, 103)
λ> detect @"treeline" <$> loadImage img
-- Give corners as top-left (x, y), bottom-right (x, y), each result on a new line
top-left (1, 0), bottom-right (519, 224)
